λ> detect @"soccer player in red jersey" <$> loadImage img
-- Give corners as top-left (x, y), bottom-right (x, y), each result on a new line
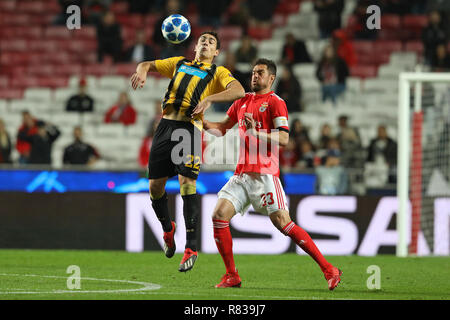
top-left (203, 58), bottom-right (342, 290)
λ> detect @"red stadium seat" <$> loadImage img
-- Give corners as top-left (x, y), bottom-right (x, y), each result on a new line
top-left (45, 26), bottom-right (74, 39)
top-left (381, 14), bottom-right (401, 29)
top-left (0, 0), bottom-right (16, 12)
top-left (404, 41), bottom-right (424, 55)
top-left (247, 27), bottom-right (272, 41)
top-left (83, 64), bottom-right (113, 77)
top-left (54, 64), bottom-right (83, 77)
top-left (115, 63), bottom-right (137, 77)
top-left (16, 1), bottom-right (46, 13)
top-left (0, 88), bottom-right (24, 99)
top-left (37, 76), bottom-right (68, 89)
top-left (27, 65), bottom-right (56, 76)
top-left (110, 1), bottom-right (129, 14)
top-left (402, 15), bottom-right (428, 29)
top-left (0, 76), bottom-right (9, 88)
top-left (276, 1), bottom-right (300, 15)
top-left (218, 26), bottom-right (242, 41)
top-left (72, 26), bottom-right (97, 40)
top-left (374, 40), bottom-right (402, 55)
top-left (144, 14), bottom-right (159, 27)
top-left (116, 14), bottom-right (144, 29)
top-left (352, 41), bottom-right (374, 54)
top-left (0, 39), bottom-right (28, 51)
top-left (350, 65), bottom-right (377, 78)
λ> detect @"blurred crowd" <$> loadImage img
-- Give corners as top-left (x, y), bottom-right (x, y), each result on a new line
top-left (1, 0), bottom-right (449, 195)
top-left (278, 116), bottom-right (397, 195)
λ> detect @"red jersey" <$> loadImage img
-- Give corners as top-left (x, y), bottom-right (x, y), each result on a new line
top-left (226, 91), bottom-right (289, 177)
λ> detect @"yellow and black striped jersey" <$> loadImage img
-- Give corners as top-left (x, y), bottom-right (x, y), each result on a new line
top-left (154, 56), bottom-right (236, 129)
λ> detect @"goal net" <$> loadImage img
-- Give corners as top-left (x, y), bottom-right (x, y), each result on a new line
top-left (397, 72), bottom-right (450, 257)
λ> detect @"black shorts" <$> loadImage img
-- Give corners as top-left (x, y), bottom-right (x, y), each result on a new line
top-left (148, 118), bottom-right (202, 180)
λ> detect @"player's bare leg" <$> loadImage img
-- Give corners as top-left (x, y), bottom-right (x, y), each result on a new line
top-left (178, 175), bottom-right (200, 272)
top-left (270, 210), bottom-right (342, 291)
top-left (149, 178), bottom-right (176, 258)
top-left (212, 199), bottom-right (241, 288)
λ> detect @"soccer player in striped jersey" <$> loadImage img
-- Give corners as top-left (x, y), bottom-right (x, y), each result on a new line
top-left (203, 58), bottom-right (342, 290)
top-left (130, 31), bottom-right (245, 272)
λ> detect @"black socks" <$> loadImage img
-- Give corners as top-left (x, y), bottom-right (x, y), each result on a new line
top-left (182, 193), bottom-right (199, 251)
top-left (151, 192), bottom-right (172, 233)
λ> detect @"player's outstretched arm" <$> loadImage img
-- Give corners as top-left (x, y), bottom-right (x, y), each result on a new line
top-left (203, 116), bottom-right (237, 136)
top-left (191, 80), bottom-right (245, 117)
top-left (130, 61), bottom-right (157, 90)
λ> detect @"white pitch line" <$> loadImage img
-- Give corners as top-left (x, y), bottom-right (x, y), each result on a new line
top-left (0, 273), bottom-right (161, 295)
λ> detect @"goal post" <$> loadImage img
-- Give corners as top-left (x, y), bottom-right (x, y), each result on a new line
top-left (397, 72), bottom-right (450, 257)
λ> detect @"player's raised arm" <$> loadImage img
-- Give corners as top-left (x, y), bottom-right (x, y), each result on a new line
top-left (130, 61), bottom-right (157, 90)
top-left (191, 80), bottom-right (245, 117)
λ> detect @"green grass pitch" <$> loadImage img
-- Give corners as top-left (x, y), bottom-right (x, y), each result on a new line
top-left (0, 249), bottom-right (449, 300)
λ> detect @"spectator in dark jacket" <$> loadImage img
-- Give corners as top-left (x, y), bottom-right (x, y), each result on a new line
top-left (422, 10), bottom-right (448, 65)
top-left (313, 0), bottom-right (345, 39)
top-left (63, 126), bottom-right (100, 166)
top-left (431, 44), bottom-right (450, 72)
top-left (124, 29), bottom-right (155, 63)
top-left (316, 45), bottom-right (349, 105)
top-left (66, 78), bottom-right (94, 112)
top-left (235, 35), bottom-right (258, 64)
top-left (275, 66), bottom-right (302, 112)
top-left (367, 125), bottom-right (397, 166)
top-left (0, 118), bottom-right (12, 164)
top-left (281, 33), bottom-right (312, 66)
top-left (96, 10), bottom-right (123, 63)
top-left (18, 121), bottom-right (60, 165)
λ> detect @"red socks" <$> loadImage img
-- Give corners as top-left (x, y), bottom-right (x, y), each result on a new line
top-left (213, 218), bottom-right (332, 275)
top-left (213, 219), bottom-right (237, 275)
top-left (282, 221), bottom-right (332, 273)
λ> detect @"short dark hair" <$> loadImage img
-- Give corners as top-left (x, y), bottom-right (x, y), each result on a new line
top-left (253, 58), bottom-right (277, 76)
top-left (199, 31), bottom-right (221, 50)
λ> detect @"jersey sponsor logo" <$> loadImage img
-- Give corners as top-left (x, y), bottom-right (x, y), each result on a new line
top-left (238, 118), bottom-right (262, 128)
top-left (240, 104), bottom-right (246, 109)
top-left (178, 64), bottom-right (207, 79)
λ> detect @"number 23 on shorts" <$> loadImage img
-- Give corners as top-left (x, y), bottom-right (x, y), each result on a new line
top-left (260, 192), bottom-right (274, 207)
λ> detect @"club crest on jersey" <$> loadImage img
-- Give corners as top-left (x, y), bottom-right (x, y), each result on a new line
top-left (259, 102), bottom-right (268, 112)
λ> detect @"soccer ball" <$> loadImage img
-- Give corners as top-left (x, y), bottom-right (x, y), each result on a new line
top-left (161, 14), bottom-right (191, 44)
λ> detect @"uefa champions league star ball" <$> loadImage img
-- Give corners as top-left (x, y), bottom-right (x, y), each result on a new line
top-left (161, 14), bottom-right (191, 44)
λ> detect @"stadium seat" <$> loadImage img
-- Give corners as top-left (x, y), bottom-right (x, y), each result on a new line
top-left (293, 63), bottom-right (316, 79)
top-left (380, 15), bottom-right (401, 29)
top-left (72, 26), bottom-right (96, 40)
top-left (404, 41), bottom-right (424, 56)
top-left (97, 124), bottom-right (125, 138)
top-left (110, 1), bottom-right (129, 14)
top-left (350, 65), bottom-right (377, 78)
top-left (352, 41), bottom-right (374, 57)
top-left (247, 27), bottom-right (272, 41)
top-left (402, 15), bottom-right (428, 29)
top-left (116, 14), bottom-right (144, 29)
top-left (44, 26), bottom-right (73, 39)
top-left (24, 88), bottom-right (53, 102)
top-left (98, 76), bottom-right (128, 90)
top-left (218, 26), bottom-right (243, 41)
top-left (276, 1), bottom-right (300, 15)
